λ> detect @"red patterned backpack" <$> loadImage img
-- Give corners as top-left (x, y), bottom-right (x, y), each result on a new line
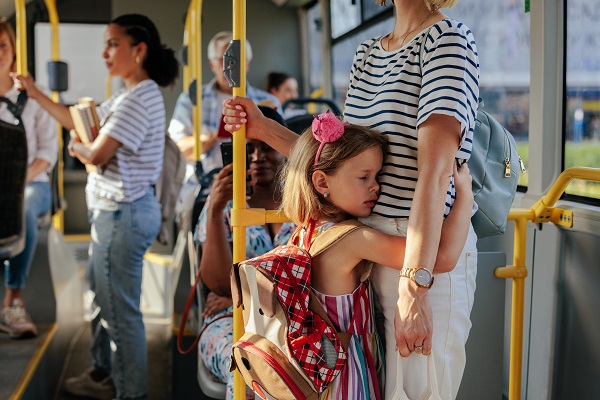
top-left (230, 220), bottom-right (367, 399)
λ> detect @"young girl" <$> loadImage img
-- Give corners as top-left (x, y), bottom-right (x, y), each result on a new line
top-left (280, 112), bottom-right (474, 399)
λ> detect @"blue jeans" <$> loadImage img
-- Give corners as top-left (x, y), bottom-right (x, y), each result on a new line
top-left (87, 190), bottom-right (160, 400)
top-left (4, 182), bottom-right (51, 289)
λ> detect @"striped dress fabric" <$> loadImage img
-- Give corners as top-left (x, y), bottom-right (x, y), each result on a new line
top-left (88, 79), bottom-right (165, 203)
top-left (344, 19), bottom-right (480, 219)
top-left (307, 223), bottom-right (384, 400)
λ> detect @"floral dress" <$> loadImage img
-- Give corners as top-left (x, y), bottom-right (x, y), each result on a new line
top-left (194, 198), bottom-right (295, 399)
top-left (302, 222), bottom-right (385, 400)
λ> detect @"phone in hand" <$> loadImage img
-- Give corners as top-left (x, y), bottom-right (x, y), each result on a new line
top-left (220, 141), bottom-right (253, 196)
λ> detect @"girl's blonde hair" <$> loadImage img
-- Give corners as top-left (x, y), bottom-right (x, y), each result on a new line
top-left (280, 122), bottom-right (389, 226)
top-left (375, 0), bottom-right (458, 10)
top-left (0, 18), bottom-right (16, 70)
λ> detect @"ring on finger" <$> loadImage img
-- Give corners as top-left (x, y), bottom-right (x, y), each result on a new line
top-left (414, 345), bottom-right (424, 351)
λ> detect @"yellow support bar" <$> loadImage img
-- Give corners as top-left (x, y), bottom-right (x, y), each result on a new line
top-left (232, 1), bottom-right (247, 398)
top-left (182, 9), bottom-right (192, 93)
top-left (15, 0), bottom-right (27, 76)
top-left (498, 166), bottom-right (600, 400)
top-left (44, 0), bottom-right (65, 233)
top-left (189, 0), bottom-right (203, 162)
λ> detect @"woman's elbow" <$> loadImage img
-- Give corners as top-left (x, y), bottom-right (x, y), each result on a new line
top-left (433, 253), bottom-right (458, 273)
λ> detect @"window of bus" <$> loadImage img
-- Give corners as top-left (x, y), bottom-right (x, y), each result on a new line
top-left (327, 0), bottom-right (531, 187)
top-left (307, 3), bottom-right (323, 95)
top-left (564, 0), bottom-right (600, 200)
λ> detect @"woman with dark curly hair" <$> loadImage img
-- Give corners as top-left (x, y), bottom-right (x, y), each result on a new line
top-left (16, 13), bottom-right (179, 400)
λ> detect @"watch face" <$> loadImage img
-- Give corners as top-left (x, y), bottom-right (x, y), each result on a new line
top-left (414, 269), bottom-right (431, 286)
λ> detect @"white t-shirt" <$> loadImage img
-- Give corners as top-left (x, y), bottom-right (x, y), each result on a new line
top-left (344, 19), bottom-right (480, 219)
top-left (87, 79), bottom-right (165, 204)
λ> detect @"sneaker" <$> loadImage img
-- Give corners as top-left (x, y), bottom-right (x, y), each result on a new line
top-left (0, 298), bottom-right (38, 339)
top-left (64, 369), bottom-right (116, 400)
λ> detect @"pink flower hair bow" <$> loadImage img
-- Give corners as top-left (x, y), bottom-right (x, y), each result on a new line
top-left (312, 110), bottom-right (346, 166)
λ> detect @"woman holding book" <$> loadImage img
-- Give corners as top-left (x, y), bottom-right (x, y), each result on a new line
top-left (0, 18), bottom-right (57, 340)
top-left (15, 14), bottom-right (178, 400)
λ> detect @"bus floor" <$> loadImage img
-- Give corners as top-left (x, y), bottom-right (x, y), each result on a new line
top-left (55, 321), bottom-right (172, 400)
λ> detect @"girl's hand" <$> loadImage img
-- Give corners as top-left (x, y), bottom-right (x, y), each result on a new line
top-left (454, 161), bottom-right (474, 202)
top-left (222, 97), bottom-right (266, 140)
top-left (209, 163), bottom-right (234, 212)
top-left (202, 292), bottom-right (233, 318)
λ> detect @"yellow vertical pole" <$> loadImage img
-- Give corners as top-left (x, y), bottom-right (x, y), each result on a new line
top-left (232, 1), bottom-right (247, 398)
top-left (183, 7), bottom-right (192, 93)
top-left (189, 0), bottom-right (203, 162)
top-left (15, 0), bottom-right (27, 76)
top-left (44, 0), bottom-right (65, 233)
top-left (508, 216), bottom-right (527, 400)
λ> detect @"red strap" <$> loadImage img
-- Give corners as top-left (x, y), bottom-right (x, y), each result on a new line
top-left (176, 267), bottom-right (233, 355)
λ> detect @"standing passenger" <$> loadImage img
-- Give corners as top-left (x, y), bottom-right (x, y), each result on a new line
top-left (0, 18), bottom-right (57, 340)
top-left (15, 13), bottom-right (179, 400)
top-left (222, 1), bottom-right (480, 398)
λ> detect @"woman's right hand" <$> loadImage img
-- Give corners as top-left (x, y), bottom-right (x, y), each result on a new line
top-left (222, 97), bottom-right (266, 141)
top-left (10, 73), bottom-right (42, 101)
top-left (208, 163), bottom-right (234, 213)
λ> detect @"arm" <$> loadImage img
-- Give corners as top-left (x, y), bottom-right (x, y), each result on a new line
top-left (199, 164), bottom-right (235, 295)
top-left (434, 162), bottom-right (474, 273)
top-left (395, 113), bottom-right (462, 357)
top-left (175, 134), bottom-right (219, 162)
top-left (13, 73), bottom-right (74, 130)
top-left (26, 159), bottom-right (50, 184)
top-left (68, 129), bottom-right (121, 167)
top-left (223, 97), bottom-right (298, 156)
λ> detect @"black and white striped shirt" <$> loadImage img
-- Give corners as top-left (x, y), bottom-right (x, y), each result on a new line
top-left (87, 79), bottom-right (165, 203)
top-left (344, 19), bottom-right (479, 219)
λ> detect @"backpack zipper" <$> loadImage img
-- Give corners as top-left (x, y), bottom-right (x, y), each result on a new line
top-left (504, 130), bottom-right (511, 178)
top-left (237, 340), bottom-right (307, 399)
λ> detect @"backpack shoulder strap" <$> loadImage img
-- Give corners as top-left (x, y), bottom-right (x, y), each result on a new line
top-left (309, 219), bottom-right (367, 257)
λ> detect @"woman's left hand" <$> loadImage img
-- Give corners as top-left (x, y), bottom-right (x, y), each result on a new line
top-left (394, 279), bottom-right (433, 357)
top-left (202, 292), bottom-right (233, 318)
top-left (67, 130), bottom-right (81, 158)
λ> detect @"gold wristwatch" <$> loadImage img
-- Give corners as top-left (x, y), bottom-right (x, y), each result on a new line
top-left (399, 267), bottom-right (434, 289)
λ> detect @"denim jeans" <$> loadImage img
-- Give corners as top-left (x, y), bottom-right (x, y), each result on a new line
top-left (4, 182), bottom-right (51, 289)
top-left (87, 190), bottom-right (160, 400)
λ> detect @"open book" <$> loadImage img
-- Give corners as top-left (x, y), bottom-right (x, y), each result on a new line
top-left (69, 97), bottom-right (101, 173)
top-left (69, 97), bottom-right (100, 144)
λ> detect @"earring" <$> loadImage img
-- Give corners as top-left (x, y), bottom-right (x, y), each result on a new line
top-left (135, 56), bottom-right (141, 64)
top-left (324, 192), bottom-right (329, 198)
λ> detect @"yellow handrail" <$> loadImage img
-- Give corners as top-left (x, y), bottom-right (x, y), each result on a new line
top-left (44, 0), bottom-right (65, 233)
top-left (15, 0), bottom-right (27, 76)
top-left (496, 166), bottom-right (600, 399)
top-left (189, 0), bottom-right (202, 162)
top-left (231, 2), bottom-right (247, 398)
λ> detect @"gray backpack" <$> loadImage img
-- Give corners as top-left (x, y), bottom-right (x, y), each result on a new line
top-left (469, 99), bottom-right (525, 238)
top-left (155, 133), bottom-right (186, 245)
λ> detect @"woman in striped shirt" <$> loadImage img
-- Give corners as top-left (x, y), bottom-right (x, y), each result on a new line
top-left (223, 1), bottom-right (479, 398)
top-left (16, 14), bottom-right (178, 400)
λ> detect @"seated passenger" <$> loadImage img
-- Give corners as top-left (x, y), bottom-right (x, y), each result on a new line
top-left (168, 31), bottom-right (280, 226)
top-left (0, 18), bottom-right (57, 339)
top-left (266, 71), bottom-right (305, 119)
top-left (194, 106), bottom-right (292, 399)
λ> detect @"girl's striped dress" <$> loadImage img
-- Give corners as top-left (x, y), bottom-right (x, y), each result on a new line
top-left (308, 223), bottom-right (385, 400)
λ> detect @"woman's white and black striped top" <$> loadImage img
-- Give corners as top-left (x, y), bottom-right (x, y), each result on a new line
top-left (344, 19), bottom-right (479, 219)
top-left (87, 79), bottom-right (165, 203)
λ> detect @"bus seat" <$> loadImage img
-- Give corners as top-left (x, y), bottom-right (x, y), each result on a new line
top-left (282, 97), bottom-right (342, 135)
top-left (0, 120), bottom-right (28, 260)
top-left (191, 236), bottom-right (227, 399)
